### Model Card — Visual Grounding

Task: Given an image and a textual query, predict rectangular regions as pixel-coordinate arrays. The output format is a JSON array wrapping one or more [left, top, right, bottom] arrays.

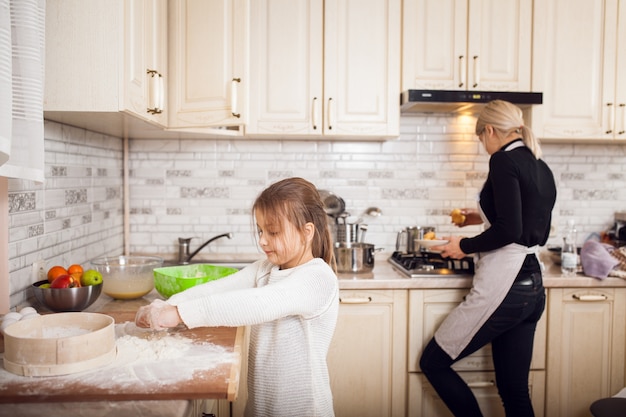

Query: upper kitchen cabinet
[[44, 0, 168, 136], [531, 0, 626, 141], [402, 0, 532, 91], [167, 0, 248, 134], [245, 0, 401, 139]]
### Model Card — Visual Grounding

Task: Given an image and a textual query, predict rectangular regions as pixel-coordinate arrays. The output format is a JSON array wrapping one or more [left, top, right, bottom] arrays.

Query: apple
[[50, 274, 80, 288], [81, 269, 103, 286]]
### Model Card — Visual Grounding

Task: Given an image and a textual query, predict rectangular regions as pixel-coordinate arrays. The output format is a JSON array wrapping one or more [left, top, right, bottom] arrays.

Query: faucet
[[178, 233, 233, 264]]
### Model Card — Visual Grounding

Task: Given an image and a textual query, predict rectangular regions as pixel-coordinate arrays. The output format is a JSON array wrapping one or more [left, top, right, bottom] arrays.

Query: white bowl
[[91, 256, 163, 299]]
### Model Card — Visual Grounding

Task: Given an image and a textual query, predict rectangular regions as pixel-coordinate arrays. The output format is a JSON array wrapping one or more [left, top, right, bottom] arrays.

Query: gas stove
[[388, 251, 475, 278]]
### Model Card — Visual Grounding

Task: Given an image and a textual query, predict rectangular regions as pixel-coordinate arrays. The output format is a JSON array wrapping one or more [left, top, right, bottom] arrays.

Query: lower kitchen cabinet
[[408, 371, 545, 417], [327, 289, 408, 417], [545, 288, 626, 417], [408, 289, 546, 417]]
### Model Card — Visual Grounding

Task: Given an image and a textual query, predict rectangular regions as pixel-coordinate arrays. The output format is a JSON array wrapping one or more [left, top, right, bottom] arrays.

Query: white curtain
[[0, 0, 45, 183]]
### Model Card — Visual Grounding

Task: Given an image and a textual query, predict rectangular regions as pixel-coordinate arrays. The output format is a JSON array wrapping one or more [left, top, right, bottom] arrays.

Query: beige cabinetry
[[44, 0, 168, 133], [545, 288, 626, 417], [407, 289, 546, 417], [167, 0, 248, 133], [327, 290, 407, 417], [402, 0, 532, 92], [246, 0, 400, 139], [532, 0, 626, 141]]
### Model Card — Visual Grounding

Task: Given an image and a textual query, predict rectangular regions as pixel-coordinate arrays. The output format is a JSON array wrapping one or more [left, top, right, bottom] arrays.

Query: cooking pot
[[336, 222, 368, 244], [396, 226, 435, 253], [334, 242, 382, 273]]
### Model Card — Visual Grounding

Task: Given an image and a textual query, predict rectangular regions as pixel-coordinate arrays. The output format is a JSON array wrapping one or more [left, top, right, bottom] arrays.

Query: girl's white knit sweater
[[167, 258, 339, 417]]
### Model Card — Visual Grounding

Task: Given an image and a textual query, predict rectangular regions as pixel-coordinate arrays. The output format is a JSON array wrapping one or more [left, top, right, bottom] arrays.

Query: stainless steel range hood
[[401, 90, 543, 114]]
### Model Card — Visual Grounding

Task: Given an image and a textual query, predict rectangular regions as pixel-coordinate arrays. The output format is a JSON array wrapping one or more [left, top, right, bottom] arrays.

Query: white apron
[[434, 140, 539, 359]]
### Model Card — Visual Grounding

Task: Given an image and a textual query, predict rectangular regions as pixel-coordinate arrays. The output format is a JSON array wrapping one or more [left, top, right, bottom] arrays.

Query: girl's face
[[255, 210, 314, 269]]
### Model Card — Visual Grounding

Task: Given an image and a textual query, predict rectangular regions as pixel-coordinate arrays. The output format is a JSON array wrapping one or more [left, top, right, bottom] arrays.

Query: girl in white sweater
[[135, 177, 339, 417]]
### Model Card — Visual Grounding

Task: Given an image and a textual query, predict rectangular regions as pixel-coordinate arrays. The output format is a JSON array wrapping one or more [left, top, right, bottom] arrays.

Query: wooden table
[[0, 293, 244, 404]]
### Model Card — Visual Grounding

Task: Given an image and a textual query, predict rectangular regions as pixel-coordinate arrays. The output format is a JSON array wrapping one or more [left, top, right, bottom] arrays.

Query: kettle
[[396, 226, 435, 253]]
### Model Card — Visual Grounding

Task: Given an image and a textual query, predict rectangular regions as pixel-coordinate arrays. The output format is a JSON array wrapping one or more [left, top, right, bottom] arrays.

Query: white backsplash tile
[[6, 117, 626, 307]]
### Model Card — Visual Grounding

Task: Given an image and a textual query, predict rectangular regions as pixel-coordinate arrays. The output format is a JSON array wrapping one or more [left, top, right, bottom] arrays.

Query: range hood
[[401, 90, 543, 114]]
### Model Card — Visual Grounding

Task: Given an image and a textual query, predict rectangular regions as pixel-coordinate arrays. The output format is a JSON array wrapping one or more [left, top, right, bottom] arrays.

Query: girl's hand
[[432, 235, 467, 260], [135, 299, 182, 330]]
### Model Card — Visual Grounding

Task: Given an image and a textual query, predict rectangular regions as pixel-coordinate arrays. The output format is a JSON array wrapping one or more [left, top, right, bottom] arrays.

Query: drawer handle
[[572, 294, 608, 301], [339, 297, 372, 304], [467, 380, 495, 388]]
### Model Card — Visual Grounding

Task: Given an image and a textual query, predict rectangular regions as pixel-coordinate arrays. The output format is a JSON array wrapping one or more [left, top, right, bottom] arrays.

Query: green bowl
[[153, 264, 239, 298]]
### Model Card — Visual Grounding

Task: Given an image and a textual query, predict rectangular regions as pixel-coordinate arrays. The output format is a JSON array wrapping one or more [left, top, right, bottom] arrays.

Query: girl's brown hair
[[252, 177, 336, 271]]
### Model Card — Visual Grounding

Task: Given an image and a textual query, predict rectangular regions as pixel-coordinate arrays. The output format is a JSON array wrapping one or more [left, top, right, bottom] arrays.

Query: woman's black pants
[[419, 273, 545, 417]]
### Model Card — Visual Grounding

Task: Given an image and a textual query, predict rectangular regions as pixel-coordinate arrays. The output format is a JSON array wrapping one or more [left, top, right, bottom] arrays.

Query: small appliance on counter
[[612, 212, 626, 247]]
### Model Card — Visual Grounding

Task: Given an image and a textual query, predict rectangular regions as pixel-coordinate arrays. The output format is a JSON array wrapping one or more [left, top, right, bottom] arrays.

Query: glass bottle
[[561, 219, 578, 276]]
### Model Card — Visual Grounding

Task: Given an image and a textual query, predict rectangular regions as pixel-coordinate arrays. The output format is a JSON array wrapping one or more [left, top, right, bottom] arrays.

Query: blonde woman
[[425, 100, 557, 417]]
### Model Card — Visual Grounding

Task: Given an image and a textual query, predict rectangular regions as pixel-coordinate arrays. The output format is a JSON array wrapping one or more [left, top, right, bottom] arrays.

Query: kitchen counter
[[155, 251, 626, 289], [335, 252, 626, 289], [0, 291, 244, 404]]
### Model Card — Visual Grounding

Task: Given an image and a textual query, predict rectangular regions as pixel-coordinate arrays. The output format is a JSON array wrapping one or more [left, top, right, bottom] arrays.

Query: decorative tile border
[[8, 192, 36, 213]]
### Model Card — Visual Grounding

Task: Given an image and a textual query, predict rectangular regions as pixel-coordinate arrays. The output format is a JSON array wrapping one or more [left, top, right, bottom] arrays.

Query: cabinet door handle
[[467, 380, 495, 388], [231, 78, 241, 118], [619, 103, 625, 135], [327, 97, 334, 130], [458, 55, 465, 88], [339, 297, 372, 304], [572, 294, 608, 301], [312, 97, 318, 130], [146, 69, 162, 114], [606, 102, 614, 134], [158, 74, 164, 112], [472, 55, 479, 88]]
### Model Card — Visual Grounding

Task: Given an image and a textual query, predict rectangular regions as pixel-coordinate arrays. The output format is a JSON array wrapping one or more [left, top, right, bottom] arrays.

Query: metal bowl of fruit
[[91, 256, 164, 300], [32, 280, 103, 312]]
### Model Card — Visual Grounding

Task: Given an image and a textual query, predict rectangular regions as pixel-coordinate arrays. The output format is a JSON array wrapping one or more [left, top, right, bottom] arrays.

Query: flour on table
[[42, 326, 91, 338], [0, 321, 237, 391]]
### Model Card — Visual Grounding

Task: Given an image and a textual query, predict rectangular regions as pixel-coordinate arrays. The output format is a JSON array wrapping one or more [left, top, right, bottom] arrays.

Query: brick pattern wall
[[6, 116, 626, 306]]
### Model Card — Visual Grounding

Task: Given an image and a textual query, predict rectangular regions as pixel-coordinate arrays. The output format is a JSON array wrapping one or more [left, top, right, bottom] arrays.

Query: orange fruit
[[68, 264, 84, 279], [47, 266, 69, 283]]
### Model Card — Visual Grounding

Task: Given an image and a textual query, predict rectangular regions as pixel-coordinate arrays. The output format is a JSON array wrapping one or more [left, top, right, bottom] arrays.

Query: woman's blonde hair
[[475, 100, 543, 159], [252, 177, 336, 271]]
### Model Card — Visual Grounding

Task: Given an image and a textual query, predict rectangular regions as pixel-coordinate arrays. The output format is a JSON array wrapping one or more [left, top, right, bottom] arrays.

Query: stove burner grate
[[388, 251, 474, 278]]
